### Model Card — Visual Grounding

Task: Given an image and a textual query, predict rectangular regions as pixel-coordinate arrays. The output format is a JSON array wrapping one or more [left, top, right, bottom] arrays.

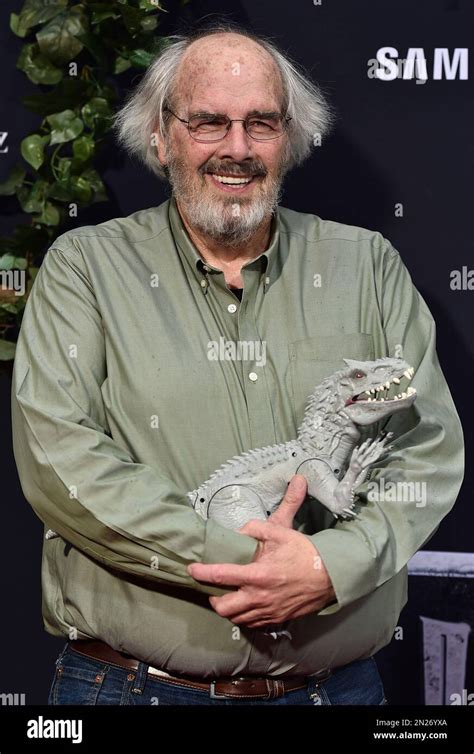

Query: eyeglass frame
[[163, 107, 292, 142]]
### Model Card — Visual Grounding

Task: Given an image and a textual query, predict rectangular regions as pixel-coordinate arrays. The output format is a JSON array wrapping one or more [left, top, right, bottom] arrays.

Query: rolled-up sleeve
[[308, 238, 465, 614], [11, 243, 258, 595]]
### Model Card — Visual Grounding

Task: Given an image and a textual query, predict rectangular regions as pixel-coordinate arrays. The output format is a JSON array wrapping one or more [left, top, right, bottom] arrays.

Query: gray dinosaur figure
[[187, 357, 417, 530], [44, 357, 416, 542]]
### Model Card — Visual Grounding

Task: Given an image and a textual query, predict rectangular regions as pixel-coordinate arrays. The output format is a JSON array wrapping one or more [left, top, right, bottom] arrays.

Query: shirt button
[[227, 303, 237, 314], [200, 279, 207, 288], [249, 372, 258, 382], [265, 276, 270, 285]]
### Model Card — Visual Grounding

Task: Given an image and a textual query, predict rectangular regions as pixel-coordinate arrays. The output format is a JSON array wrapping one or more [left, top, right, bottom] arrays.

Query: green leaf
[[139, 0, 168, 11], [36, 9, 88, 65], [22, 78, 93, 116], [76, 31, 108, 68], [70, 175, 92, 203], [0, 303, 24, 315], [47, 181, 73, 201], [10, 1, 68, 37], [0, 254, 28, 271], [17, 43, 62, 85], [0, 254, 16, 270], [55, 156, 72, 182], [119, 5, 146, 36], [34, 201, 61, 225], [114, 55, 132, 74], [47, 109, 84, 144], [91, 6, 121, 26], [72, 134, 95, 161], [81, 167, 107, 202], [18, 180, 49, 214], [0, 166, 26, 196], [10, 13, 29, 38], [0, 339, 16, 361], [140, 16, 158, 32], [81, 97, 112, 132], [128, 48, 155, 68], [20, 134, 50, 170]]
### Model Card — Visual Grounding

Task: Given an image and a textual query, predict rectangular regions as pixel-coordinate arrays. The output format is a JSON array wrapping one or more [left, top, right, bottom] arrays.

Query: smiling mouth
[[346, 367, 417, 406], [206, 172, 260, 190]]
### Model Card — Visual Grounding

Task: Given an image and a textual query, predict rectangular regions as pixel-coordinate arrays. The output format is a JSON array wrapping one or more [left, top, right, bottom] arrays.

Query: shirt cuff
[[203, 519, 259, 565]]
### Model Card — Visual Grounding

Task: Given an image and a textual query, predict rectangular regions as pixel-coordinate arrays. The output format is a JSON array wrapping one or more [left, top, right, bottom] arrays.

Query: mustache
[[201, 163, 267, 178]]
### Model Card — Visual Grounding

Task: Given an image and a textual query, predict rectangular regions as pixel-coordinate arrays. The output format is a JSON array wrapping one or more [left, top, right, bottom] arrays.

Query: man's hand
[[187, 475, 337, 627]]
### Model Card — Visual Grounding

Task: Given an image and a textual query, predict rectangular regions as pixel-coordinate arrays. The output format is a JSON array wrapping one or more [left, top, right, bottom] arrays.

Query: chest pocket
[[288, 333, 375, 425]]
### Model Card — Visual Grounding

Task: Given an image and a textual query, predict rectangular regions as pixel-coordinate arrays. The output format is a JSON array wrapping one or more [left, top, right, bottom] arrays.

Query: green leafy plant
[[0, 0, 187, 360]]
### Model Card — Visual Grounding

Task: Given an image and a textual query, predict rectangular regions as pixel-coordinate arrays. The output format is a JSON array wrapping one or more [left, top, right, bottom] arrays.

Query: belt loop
[[130, 660, 149, 695]]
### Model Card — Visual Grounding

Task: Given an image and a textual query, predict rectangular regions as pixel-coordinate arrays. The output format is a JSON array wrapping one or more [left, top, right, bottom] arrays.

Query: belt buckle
[[209, 679, 238, 700], [210, 676, 285, 700]]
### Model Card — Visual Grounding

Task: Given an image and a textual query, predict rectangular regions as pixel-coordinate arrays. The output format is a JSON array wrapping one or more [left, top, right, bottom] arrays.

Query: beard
[[163, 142, 290, 247]]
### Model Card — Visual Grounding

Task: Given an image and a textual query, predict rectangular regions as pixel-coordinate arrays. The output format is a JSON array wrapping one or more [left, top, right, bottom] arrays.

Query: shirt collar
[[168, 193, 281, 286]]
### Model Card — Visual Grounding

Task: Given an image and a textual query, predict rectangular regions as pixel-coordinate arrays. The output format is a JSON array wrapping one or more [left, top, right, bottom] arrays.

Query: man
[[11, 22, 464, 706]]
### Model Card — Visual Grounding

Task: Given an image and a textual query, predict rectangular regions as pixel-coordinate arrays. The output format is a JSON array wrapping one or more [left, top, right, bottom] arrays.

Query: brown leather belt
[[68, 639, 332, 700]]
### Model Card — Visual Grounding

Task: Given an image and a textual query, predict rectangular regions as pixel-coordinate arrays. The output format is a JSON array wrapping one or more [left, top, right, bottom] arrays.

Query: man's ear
[[151, 131, 168, 169]]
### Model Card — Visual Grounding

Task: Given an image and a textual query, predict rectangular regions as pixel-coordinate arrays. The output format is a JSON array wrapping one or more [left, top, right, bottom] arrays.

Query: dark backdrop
[[1, 0, 472, 705]]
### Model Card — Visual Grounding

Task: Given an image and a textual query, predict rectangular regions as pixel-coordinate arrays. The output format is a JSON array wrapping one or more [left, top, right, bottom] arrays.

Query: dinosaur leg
[[331, 433, 394, 517], [303, 462, 351, 519]]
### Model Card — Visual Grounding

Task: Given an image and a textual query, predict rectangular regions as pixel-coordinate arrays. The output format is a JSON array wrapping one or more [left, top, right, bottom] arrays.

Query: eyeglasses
[[163, 107, 292, 142]]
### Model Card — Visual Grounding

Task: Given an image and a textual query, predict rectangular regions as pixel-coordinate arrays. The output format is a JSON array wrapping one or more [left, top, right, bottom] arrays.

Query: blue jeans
[[48, 642, 388, 705]]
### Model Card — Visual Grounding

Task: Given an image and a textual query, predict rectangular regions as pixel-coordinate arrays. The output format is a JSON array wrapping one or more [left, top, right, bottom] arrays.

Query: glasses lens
[[246, 116, 283, 140], [187, 114, 286, 141], [188, 115, 229, 141]]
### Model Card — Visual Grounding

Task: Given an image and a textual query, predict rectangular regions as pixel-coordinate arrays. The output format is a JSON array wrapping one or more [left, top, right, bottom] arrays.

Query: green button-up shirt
[[11, 194, 464, 676]]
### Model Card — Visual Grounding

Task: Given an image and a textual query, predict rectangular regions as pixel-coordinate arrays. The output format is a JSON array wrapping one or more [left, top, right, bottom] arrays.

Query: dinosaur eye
[[352, 370, 366, 379]]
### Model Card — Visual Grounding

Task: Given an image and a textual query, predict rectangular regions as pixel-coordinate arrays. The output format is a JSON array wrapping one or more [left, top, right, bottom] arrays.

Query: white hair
[[112, 20, 336, 180]]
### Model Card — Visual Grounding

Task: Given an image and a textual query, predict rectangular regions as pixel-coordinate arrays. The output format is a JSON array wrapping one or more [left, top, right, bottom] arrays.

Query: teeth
[[213, 174, 252, 185], [357, 375, 417, 404]]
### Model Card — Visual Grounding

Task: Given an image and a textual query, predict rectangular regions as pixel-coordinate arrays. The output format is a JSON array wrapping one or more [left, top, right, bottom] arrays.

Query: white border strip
[[408, 551, 474, 578]]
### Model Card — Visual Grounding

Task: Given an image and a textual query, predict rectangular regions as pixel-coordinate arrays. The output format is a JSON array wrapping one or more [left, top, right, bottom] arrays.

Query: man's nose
[[213, 121, 254, 162]]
